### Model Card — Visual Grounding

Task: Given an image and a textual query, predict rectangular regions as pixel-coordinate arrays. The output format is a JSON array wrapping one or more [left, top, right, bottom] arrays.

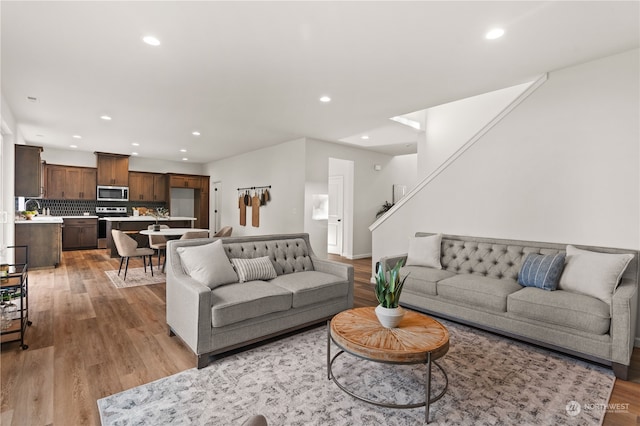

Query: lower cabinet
[[63, 218, 98, 250], [15, 223, 62, 268]]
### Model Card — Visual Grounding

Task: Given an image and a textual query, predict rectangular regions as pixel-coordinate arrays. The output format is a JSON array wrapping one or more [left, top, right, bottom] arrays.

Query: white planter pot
[[374, 305, 405, 328]]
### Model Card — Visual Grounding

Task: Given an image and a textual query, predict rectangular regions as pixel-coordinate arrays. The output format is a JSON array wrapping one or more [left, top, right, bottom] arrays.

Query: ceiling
[[2, 1, 638, 163]]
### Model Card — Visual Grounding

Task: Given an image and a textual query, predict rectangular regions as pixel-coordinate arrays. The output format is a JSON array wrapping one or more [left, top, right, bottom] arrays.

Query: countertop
[[15, 217, 64, 224], [102, 216, 196, 222], [15, 215, 99, 224]]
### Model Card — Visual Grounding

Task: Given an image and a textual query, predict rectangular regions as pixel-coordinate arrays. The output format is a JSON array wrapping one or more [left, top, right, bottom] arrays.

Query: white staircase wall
[[372, 48, 639, 267], [419, 82, 533, 179]]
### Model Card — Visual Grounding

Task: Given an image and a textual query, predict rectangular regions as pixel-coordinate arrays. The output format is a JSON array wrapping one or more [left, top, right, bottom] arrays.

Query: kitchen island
[[15, 217, 63, 268], [104, 216, 197, 258]]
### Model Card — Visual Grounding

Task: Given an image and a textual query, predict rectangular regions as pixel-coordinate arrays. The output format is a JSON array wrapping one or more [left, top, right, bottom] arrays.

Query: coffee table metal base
[[327, 322, 448, 423]]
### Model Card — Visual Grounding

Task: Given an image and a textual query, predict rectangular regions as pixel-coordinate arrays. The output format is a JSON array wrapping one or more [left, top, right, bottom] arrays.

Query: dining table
[[138, 228, 210, 237]]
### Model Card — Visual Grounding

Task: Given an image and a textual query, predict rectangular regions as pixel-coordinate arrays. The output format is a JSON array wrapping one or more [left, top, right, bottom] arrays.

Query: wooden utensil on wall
[[252, 193, 260, 227], [239, 194, 246, 226]]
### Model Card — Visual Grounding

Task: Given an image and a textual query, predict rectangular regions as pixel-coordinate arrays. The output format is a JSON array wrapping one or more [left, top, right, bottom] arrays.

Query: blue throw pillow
[[518, 253, 566, 291]]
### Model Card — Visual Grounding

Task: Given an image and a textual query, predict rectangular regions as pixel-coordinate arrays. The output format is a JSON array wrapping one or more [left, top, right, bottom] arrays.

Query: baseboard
[[344, 253, 372, 260]]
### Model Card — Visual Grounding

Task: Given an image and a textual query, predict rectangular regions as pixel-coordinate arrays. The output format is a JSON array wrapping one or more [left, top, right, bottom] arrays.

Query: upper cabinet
[[96, 153, 129, 186], [44, 164, 97, 200], [15, 145, 43, 197], [129, 171, 167, 202], [169, 174, 202, 189]]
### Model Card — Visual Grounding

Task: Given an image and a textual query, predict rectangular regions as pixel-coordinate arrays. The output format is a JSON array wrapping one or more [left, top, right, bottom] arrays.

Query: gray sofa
[[166, 233, 354, 368], [381, 232, 639, 379]]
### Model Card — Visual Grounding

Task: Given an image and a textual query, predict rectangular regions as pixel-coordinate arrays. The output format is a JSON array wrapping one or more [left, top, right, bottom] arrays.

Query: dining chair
[[213, 226, 233, 237], [147, 224, 169, 272], [111, 229, 155, 280], [180, 230, 210, 240]]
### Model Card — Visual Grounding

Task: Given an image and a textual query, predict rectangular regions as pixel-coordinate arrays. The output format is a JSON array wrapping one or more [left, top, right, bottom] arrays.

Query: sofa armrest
[[166, 250, 212, 355], [610, 277, 638, 366], [379, 253, 408, 270], [312, 257, 354, 308]]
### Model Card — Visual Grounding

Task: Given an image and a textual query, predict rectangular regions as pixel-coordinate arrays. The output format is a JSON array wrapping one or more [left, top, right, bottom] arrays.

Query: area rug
[[97, 320, 614, 425], [104, 267, 165, 289]]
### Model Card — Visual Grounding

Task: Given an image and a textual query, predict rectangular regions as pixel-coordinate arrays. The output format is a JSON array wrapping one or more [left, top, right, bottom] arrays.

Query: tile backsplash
[[15, 199, 166, 216]]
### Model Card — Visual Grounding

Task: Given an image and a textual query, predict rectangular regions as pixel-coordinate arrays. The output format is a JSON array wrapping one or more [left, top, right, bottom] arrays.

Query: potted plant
[[374, 259, 409, 328], [150, 207, 169, 231]]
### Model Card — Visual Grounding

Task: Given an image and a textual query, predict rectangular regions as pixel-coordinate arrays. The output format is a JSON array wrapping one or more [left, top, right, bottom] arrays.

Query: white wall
[[419, 82, 532, 179], [304, 138, 418, 257], [0, 94, 22, 260], [41, 146, 204, 174], [205, 137, 418, 257], [205, 139, 307, 238], [372, 49, 640, 340]]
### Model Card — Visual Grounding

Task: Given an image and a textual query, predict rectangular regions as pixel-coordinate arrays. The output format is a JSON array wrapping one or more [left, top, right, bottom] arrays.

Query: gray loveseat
[[166, 233, 354, 368], [381, 232, 638, 379]]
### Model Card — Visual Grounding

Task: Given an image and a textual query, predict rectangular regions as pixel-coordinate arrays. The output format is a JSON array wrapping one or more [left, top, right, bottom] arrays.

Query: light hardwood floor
[[1, 249, 638, 425]]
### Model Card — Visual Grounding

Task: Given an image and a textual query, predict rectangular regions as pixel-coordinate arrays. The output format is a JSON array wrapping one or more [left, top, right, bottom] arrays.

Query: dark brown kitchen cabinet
[[169, 174, 202, 189], [129, 172, 167, 202], [129, 171, 154, 201], [197, 177, 210, 229], [15, 145, 43, 197], [96, 153, 129, 186], [44, 165, 96, 200], [62, 218, 98, 250], [153, 174, 167, 201], [15, 222, 61, 268]]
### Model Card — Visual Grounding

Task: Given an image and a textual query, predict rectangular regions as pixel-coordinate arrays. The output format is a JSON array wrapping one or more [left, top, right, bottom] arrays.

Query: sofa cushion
[[269, 271, 348, 308], [508, 287, 611, 335], [406, 234, 442, 269], [231, 256, 278, 282], [176, 240, 238, 289], [558, 245, 633, 304], [400, 266, 456, 296], [437, 274, 522, 312], [210, 281, 292, 327], [518, 252, 566, 291], [223, 238, 314, 275]]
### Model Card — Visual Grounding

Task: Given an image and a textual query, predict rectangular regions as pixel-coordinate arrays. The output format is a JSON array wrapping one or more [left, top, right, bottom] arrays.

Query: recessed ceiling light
[[143, 36, 161, 46], [485, 28, 505, 40], [361, 135, 369, 140], [132, 142, 140, 146], [319, 96, 331, 103], [100, 115, 112, 121], [180, 149, 187, 153], [132, 152, 139, 156], [192, 131, 201, 136], [70, 145, 78, 148], [72, 135, 82, 139], [182, 157, 189, 161]]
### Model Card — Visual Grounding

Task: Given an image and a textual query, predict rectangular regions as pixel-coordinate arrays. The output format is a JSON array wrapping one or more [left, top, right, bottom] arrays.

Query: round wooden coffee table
[[327, 307, 449, 423]]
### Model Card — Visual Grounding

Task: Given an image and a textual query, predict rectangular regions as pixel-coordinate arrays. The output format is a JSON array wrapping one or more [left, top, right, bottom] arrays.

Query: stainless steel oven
[[96, 206, 127, 248]]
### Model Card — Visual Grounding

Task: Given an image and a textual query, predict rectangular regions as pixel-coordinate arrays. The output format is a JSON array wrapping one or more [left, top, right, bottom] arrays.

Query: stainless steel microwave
[[97, 185, 129, 201]]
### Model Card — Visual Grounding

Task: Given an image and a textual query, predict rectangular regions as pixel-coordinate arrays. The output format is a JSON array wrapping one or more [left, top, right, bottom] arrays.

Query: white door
[[327, 175, 343, 255], [213, 182, 221, 233]]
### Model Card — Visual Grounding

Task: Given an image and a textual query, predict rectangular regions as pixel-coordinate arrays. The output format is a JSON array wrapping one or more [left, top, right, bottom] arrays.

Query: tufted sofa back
[[222, 238, 314, 275], [416, 232, 638, 283]]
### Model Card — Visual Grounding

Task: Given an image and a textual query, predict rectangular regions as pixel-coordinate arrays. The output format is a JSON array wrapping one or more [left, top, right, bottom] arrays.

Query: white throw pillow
[[176, 240, 238, 289], [558, 245, 633, 304], [231, 256, 278, 283], [405, 234, 443, 269]]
